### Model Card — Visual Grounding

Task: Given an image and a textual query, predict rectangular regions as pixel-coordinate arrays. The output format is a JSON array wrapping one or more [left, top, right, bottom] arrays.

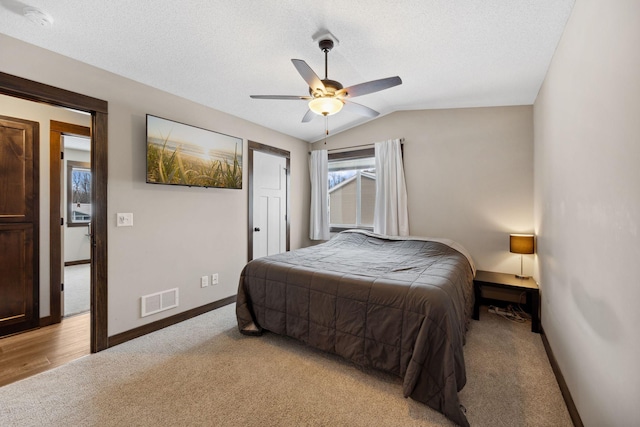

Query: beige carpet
[[64, 264, 90, 317], [0, 304, 571, 426]]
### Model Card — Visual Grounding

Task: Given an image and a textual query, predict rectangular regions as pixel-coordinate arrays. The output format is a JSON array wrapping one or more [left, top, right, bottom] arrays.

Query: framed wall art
[[146, 114, 243, 189]]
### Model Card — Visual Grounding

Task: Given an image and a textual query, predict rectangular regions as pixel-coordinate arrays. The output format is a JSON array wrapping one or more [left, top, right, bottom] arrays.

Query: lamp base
[[514, 254, 530, 280]]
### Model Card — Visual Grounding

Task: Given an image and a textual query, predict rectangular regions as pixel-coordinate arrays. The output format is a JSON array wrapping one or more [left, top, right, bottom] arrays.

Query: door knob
[[254, 227, 261, 232]]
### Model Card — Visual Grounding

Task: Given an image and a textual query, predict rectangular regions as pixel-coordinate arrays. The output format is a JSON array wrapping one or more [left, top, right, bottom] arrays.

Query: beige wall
[[533, 0, 640, 424], [314, 106, 534, 273], [361, 177, 375, 225], [329, 180, 356, 225], [0, 34, 311, 336]]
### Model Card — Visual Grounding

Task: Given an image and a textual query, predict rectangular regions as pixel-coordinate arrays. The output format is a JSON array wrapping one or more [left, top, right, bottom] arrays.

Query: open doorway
[[0, 71, 109, 353], [50, 121, 92, 323], [62, 133, 91, 318]]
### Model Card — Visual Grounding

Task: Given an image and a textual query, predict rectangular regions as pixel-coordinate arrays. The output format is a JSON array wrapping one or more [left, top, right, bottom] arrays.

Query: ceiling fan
[[250, 37, 402, 123]]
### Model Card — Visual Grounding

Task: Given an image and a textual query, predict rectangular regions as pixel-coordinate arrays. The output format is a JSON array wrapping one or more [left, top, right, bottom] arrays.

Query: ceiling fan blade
[[337, 76, 402, 98], [301, 109, 316, 123], [250, 95, 312, 100], [291, 59, 325, 93], [342, 100, 380, 118]]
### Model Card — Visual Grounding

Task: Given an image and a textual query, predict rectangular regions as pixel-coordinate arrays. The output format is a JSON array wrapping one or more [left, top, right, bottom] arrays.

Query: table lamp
[[510, 234, 535, 279]]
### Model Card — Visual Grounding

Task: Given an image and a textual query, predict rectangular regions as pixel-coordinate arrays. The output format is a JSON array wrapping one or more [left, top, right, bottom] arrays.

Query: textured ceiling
[[0, 1, 575, 142]]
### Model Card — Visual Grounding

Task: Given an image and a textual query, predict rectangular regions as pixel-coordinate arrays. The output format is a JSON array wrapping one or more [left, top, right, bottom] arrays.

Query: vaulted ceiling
[[0, 1, 575, 142]]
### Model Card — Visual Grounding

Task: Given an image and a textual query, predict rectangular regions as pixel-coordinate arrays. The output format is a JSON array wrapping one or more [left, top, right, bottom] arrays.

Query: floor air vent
[[141, 288, 179, 317]]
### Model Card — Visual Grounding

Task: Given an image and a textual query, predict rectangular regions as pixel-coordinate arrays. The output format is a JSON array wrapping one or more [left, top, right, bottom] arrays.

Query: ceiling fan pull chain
[[325, 115, 329, 140]]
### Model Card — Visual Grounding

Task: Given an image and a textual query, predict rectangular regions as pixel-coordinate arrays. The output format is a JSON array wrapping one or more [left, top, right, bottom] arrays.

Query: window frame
[[328, 147, 375, 233], [66, 160, 92, 227]]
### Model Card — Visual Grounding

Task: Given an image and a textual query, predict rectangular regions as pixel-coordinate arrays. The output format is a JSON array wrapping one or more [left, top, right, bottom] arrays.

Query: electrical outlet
[[211, 273, 219, 285], [201, 275, 209, 288]]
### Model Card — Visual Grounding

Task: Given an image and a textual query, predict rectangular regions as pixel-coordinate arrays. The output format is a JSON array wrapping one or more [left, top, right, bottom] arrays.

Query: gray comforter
[[236, 230, 475, 426]]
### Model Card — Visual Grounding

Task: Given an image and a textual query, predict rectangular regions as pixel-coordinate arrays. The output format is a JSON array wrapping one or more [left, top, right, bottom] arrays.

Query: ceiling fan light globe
[[309, 97, 343, 116]]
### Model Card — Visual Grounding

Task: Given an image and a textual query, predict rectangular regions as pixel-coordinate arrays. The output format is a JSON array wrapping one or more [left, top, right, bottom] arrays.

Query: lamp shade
[[510, 234, 535, 254], [308, 97, 343, 116]]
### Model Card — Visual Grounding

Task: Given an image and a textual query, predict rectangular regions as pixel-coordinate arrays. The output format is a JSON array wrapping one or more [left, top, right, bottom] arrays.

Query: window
[[328, 148, 375, 231], [67, 161, 91, 226]]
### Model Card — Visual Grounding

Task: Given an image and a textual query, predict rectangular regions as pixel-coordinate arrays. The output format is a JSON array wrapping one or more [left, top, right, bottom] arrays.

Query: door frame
[[50, 121, 91, 323], [0, 71, 109, 353], [247, 140, 290, 261]]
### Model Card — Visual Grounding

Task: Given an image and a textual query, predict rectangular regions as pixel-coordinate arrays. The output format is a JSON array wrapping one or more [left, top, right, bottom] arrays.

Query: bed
[[236, 230, 476, 426]]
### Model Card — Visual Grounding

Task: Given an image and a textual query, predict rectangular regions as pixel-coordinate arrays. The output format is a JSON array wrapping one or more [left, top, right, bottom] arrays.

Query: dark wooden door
[[0, 115, 39, 337]]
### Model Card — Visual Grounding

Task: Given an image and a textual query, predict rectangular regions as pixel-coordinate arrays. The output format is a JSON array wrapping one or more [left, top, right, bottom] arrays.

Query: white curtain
[[309, 149, 329, 240], [374, 139, 409, 236]]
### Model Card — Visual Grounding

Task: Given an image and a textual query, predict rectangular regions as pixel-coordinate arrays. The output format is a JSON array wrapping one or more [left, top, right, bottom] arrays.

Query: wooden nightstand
[[473, 270, 540, 333]]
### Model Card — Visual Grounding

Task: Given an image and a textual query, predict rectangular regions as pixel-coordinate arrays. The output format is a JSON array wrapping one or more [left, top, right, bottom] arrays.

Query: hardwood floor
[[0, 313, 90, 387]]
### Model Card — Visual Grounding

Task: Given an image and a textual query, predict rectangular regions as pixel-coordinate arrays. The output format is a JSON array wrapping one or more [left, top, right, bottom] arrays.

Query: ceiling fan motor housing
[[309, 79, 343, 97]]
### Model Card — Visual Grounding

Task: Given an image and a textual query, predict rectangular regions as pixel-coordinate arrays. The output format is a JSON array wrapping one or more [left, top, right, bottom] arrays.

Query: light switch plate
[[117, 213, 133, 227]]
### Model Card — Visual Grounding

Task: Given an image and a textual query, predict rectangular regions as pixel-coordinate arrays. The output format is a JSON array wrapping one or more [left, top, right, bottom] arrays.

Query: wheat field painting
[[146, 115, 243, 189]]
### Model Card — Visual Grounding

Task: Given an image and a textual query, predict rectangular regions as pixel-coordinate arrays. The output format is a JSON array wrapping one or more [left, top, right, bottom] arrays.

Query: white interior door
[[252, 150, 287, 259]]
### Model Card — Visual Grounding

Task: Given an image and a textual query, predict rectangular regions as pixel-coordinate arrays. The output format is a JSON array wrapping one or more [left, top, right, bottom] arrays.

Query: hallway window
[[67, 161, 91, 225]]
